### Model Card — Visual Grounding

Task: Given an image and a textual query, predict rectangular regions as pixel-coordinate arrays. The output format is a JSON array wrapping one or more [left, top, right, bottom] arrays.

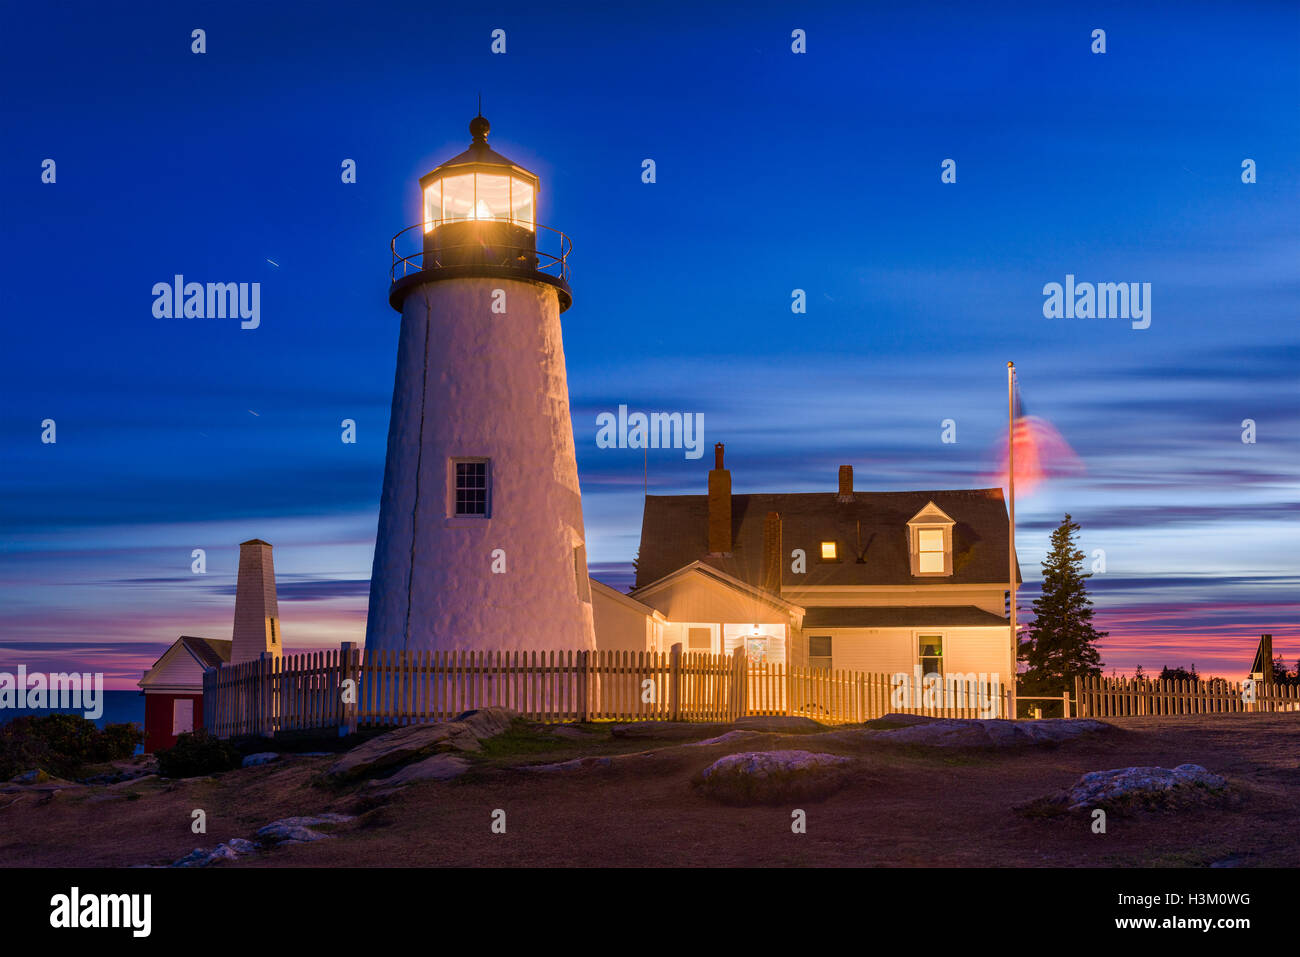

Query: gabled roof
[[139, 635, 231, 690], [631, 561, 805, 616], [590, 578, 667, 620], [907, 501, 955, 525], [1249, 634, 1273, 677], [180, 635, 232, 669], [635, 488, 1021, 590]]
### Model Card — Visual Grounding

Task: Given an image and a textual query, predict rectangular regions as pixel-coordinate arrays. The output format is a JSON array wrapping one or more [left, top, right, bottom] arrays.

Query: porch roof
[[802, 606, 1010, 629]]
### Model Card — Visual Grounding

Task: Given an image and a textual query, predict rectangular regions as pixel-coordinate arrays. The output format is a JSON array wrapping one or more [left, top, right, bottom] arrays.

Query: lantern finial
[[470, 112, 490, 144]]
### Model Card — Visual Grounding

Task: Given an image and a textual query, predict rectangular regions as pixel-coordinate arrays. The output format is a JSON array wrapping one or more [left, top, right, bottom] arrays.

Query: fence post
[[203, 663, 217, 737], [576, 650, 589, 723], [1007, 676, 1017, 720], [339, 642, 358, 737], [262, 652, 278, 738], [668, 643, 682, 722], [732, 647, 748, 721]]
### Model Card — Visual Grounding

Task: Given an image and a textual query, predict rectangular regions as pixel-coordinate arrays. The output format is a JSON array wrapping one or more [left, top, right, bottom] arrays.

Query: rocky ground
[[2, 710, 1299, 867]]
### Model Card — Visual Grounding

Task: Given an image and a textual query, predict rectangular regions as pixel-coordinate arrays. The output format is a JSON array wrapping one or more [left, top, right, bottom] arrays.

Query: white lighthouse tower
[[366, 115, 596, 653]]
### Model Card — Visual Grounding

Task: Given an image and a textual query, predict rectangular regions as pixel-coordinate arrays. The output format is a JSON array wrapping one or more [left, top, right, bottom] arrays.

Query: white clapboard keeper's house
[[591, 444, 1020, 683]]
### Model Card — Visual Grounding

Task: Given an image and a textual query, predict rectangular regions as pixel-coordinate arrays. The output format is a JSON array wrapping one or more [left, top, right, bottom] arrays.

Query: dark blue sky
[[2, 1, 1297, 686]]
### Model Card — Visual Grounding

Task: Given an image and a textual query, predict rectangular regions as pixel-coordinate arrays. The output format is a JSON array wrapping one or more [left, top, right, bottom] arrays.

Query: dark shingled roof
[[803, 606, 1011, 629], [635, 488, 1020, 591], [179, 635, 232, 669]]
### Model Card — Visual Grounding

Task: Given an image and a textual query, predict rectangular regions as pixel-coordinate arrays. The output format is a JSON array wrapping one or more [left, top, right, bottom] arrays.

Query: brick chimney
[[232, 539, 282, 665], [837, 464, 854, 502], [707, 442, 732, 555], [762, 511, 782, 595]]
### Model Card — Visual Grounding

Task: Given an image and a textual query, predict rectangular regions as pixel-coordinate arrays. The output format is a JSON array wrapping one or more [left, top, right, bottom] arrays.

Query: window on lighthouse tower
[[452, 459, 491, 517]]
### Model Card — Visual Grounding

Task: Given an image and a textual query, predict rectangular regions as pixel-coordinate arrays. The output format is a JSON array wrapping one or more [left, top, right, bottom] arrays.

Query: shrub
[[0, 729, 50, 782], [97, 722, 144, 762], [155, 730, 241, 778], [0, 714, 143, 781]]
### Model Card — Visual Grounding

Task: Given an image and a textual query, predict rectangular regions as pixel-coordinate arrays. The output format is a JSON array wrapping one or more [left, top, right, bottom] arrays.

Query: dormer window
[[907, 502, 955, 577], [820, 541, 838, 561]]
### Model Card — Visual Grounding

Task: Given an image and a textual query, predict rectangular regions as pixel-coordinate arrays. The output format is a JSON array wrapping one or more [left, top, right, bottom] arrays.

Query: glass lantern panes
[[440, 173, 475, 223], [423, 181, 442, 232], [475, 174, 510, 221], [425, 173, 537, 232], [509, 177, 534, 230]]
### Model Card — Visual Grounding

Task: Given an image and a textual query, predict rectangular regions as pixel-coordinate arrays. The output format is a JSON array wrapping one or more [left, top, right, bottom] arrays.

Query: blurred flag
[[995, 373, 1081, 494]]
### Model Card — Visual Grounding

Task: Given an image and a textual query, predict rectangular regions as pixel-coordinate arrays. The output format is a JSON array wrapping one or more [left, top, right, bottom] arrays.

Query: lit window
[[919, 635, 943, 677], [452, 459, 490, 516], [820, 541, 838, 561], [917, 528, 945, 573], [808, 635, 832, 671], [687, 627, 711, 652]]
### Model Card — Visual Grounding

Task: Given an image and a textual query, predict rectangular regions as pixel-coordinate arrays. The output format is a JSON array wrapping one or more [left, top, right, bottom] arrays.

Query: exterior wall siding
[[636, 572, 791, 625], [591, 586, 654, 652], [142, 647, 207, 692], [143, 692, 204, 754], [800, 626, 1011, 679]]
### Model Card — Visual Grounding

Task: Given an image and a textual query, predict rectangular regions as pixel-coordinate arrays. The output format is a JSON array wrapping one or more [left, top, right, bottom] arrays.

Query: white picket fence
[[202, 644, 1010, 739], [1075, 674, 1300, 716]]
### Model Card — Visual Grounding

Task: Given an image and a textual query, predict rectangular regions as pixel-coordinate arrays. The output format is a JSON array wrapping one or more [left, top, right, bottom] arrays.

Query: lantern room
[[420, 115, 537, 233], [417, 114, 539, 271], [390, 113, 572, 312]]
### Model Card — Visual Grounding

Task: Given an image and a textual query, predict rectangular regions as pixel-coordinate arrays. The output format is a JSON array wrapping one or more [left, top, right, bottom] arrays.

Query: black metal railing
[[389, 220, 571, 284]]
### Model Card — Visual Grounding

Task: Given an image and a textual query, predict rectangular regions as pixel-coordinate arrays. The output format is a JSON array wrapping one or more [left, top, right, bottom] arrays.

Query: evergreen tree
[[1019, 514, 1105, 699], [1270, 654, 1299, 687]]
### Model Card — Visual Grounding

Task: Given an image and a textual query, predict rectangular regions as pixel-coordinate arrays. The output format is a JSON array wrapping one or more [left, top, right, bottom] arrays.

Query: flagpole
[[1007, 361, 1017, 719]]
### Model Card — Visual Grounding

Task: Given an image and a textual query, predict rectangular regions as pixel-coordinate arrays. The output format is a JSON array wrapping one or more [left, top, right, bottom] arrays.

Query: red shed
[[138, 636, 231, 753]]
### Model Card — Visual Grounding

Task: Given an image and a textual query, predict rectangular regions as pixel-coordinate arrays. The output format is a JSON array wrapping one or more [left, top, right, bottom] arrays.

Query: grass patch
[[467, 720, 654, 772], [475, 720, 569, 758]]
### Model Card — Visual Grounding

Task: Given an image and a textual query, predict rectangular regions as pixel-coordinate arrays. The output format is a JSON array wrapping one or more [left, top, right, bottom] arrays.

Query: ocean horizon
[[0, 689, 144, 729]]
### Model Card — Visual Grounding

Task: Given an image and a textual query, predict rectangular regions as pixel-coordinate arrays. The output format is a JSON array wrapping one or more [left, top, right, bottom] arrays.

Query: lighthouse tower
[[366, 115, 596, 653], [231, 538, 282, 665]]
